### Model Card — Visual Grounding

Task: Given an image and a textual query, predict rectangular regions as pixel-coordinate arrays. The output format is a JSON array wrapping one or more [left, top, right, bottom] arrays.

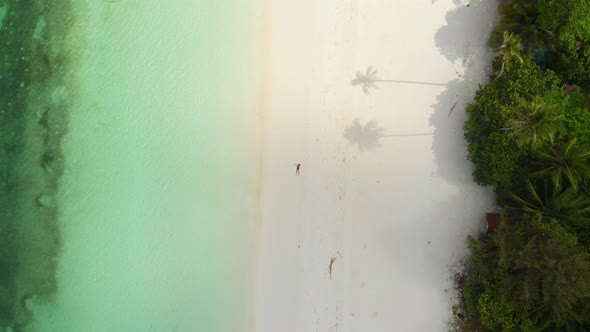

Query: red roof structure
[[486, 213, 502, 234]]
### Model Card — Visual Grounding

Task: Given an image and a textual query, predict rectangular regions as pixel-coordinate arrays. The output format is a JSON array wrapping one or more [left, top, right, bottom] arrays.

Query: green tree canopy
[[494, 215, 590, 329], [460, 1, 590, 330], [490, 0, 552, 51], [508, 179, 590, 224], [494, 31, 525, 78], [531, 138, 590, 191], [464, 58, 564, 193], [506, 96, 563, 149], [538, 0, 590, 86]]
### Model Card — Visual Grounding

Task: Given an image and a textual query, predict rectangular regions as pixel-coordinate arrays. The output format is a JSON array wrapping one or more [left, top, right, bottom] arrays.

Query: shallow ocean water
[[1, 1, 263, 331]]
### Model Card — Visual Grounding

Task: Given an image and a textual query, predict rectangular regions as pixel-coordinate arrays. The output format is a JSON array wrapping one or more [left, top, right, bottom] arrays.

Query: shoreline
[[251, 1, 272, 330], [0, 0, 74, 328]]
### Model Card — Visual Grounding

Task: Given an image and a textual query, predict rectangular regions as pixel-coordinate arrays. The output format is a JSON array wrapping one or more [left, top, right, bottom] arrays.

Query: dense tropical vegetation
[[455, 0, 590, 330]]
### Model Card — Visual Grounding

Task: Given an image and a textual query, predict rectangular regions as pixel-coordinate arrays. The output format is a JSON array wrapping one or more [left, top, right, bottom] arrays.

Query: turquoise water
[[1, 1, 263, 331]]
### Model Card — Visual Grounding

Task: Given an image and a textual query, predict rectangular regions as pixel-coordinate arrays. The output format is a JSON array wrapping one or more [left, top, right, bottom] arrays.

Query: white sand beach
[[256, 1, 497, 331]]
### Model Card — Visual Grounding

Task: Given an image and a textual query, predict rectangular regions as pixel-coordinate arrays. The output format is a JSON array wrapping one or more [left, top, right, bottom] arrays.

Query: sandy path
[[256, 1, 497, 331]]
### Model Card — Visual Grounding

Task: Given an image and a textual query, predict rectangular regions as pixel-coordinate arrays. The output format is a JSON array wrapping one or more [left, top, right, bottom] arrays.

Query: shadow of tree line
[[341, 0, 498, 185], [431, 0, 498, 184]]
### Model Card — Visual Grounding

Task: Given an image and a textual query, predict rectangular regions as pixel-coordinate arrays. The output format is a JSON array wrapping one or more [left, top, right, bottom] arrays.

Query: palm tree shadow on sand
[[351, 66, 447, 95], [344, 119, 433, 151]]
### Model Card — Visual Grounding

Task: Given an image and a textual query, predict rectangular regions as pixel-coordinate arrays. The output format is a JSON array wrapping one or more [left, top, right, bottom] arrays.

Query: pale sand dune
[[256, 1, 498, 331]]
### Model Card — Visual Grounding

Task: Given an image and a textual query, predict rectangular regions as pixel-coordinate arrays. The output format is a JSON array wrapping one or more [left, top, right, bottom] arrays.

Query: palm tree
[[505, 96, 563, 149], [531, 138, 590, 191], [490, 0, 553, 51], [494, 214, 590, 329], [508, 179, 590, 223], [494, 31, 524, 78]]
